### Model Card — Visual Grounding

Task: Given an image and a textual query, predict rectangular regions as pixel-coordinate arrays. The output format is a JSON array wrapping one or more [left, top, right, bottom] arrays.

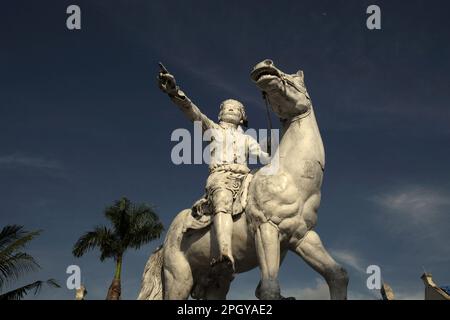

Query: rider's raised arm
[[170, 90, 217, 131], [158, 70, 217, 130]]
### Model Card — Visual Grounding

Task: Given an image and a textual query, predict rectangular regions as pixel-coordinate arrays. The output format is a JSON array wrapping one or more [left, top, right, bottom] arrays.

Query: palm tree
[[0, 225, 60, 300], [72, 197, 164, 300]]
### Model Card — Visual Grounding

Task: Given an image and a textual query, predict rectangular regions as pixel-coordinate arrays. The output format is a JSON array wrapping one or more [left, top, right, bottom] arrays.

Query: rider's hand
[[157, 72, 178, 97]]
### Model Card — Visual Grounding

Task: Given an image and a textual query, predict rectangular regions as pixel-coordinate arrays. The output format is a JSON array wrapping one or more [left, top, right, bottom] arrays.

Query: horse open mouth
[[251, 67, 281, 83]]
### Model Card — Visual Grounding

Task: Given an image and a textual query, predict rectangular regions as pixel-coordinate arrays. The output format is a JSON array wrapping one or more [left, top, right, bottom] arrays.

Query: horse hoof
[[258, 279, 281, 300]]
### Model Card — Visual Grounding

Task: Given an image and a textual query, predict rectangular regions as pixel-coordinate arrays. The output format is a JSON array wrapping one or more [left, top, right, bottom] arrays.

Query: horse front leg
[[290, 230, 349, 300], [255, 221, 282, 300], [255, 249, 295, 300]]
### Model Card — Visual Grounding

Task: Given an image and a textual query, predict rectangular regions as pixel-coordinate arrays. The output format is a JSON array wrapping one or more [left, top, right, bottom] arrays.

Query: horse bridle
[[261, 72, 312, 130]]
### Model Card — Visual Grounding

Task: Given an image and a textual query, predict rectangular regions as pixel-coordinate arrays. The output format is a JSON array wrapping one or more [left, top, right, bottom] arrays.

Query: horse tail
[[137, 245, 164, 300], [138, 208, 192, 300]]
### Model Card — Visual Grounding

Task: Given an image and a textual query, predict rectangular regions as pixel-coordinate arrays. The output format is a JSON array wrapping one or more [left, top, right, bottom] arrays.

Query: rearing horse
[[138, 60, 349, 300]]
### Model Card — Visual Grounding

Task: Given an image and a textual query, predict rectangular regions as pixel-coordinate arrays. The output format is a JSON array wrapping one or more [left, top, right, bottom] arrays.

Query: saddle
[[181, 172, 254, 233]]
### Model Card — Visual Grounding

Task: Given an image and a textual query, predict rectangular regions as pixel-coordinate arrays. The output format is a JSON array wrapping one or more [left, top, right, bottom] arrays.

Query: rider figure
[[158, 68, 270, 273]]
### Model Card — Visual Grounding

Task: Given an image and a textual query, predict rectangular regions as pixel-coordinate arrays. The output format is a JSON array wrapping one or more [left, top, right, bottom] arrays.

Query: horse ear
[[296, 70, 304, 79]]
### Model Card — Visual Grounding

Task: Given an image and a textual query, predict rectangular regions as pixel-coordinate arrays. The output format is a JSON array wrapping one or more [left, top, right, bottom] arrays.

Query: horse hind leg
[[163, 248, 193, 299], [290, 230, 349, 300]]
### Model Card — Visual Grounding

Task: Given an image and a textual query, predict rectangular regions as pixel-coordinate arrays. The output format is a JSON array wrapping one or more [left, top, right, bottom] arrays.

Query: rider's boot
[[211, 211, 235, 275]]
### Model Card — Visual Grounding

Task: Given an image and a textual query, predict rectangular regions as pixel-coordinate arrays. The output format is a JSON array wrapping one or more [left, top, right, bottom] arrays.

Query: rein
[[262, 92, 273, 155], [261, 74, 312, 134], [290, 106, 312, 123]]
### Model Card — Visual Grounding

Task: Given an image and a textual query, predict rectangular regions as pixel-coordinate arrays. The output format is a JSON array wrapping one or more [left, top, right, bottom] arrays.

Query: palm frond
[[0, 279, 60, 300], [127, 223, 164, 249], [0, 225, 25, 248], [131, 204, 160, 224], [0, 252, 40, 290], [0, 225, 43, 291], [99, 235, 121, 262], [124, 204, 164, 249], [72, 226, 116, 258], [104, 197, 131, 224], [105, 197, 132, 240], [0, 227, 41, 259], [74, 198, 164, 269], [104, 206, 123, 228]]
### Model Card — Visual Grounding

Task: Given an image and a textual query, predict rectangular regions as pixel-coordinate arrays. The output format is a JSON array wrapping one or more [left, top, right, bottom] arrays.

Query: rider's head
[[218, 99, 248, 127]]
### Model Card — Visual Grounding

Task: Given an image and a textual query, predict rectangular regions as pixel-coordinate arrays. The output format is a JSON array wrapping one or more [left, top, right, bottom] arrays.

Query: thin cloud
[[284, 278, 330, 300], [331, 249, 366, 273], [229, 278, 331, 300], [228, 271, 336, 300], [0, 154, 67, 180], [173, 58, 264, 107], [371, 185, 450, 255], [0, 154, 63, 171], [371, 186, 450, 228], [329, 249, 382, 299], [395, 290, 423, 300], [285, 278, 377, 300]]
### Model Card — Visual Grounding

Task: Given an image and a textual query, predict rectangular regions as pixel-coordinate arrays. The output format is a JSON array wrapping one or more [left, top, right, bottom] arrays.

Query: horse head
[[251, 59, 311, 120]]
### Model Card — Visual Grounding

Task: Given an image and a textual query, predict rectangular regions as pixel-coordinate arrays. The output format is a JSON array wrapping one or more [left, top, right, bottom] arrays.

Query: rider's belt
[[209, 163, 250, 175]]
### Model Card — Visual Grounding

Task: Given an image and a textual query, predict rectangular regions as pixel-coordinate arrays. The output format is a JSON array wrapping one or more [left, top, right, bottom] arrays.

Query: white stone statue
[[138, 60, 348, 300], [75, 285, 87, 300]]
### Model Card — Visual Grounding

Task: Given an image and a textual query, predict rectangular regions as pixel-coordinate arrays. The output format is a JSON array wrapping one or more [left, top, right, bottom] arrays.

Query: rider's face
[[220, 103, 242, 125]]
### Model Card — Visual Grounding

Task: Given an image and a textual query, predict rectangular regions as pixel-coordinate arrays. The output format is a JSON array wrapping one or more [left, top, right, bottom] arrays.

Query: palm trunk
[[106, 254, 122, 300]]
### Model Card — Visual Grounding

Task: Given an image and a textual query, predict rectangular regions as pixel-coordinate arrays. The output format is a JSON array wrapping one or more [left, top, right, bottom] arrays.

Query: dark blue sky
[[1, 0, 449, 299]]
